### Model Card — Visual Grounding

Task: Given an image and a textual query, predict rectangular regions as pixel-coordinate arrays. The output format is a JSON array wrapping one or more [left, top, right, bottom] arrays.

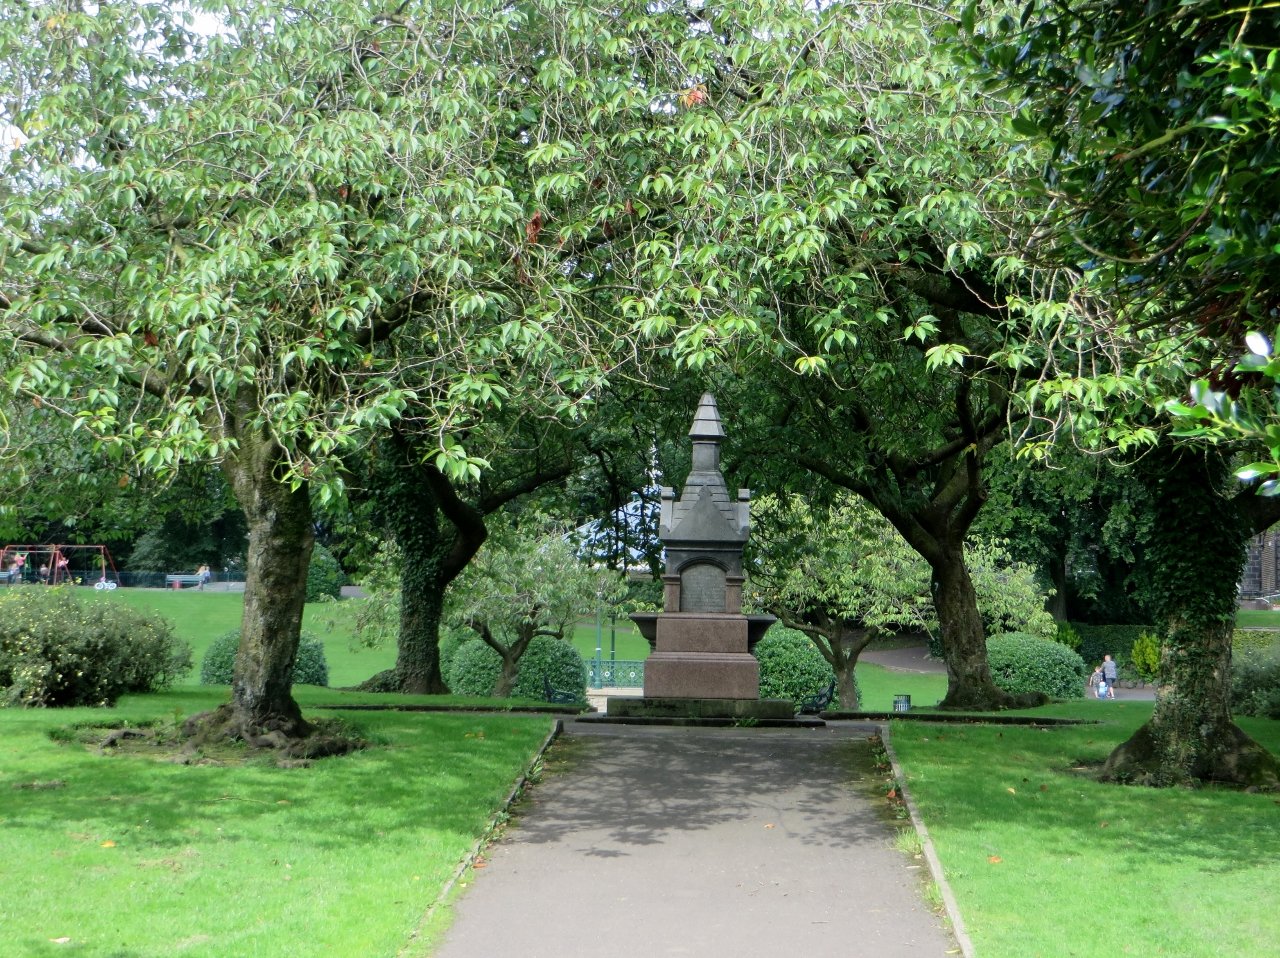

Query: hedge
[[987, 632, 1087, 700]]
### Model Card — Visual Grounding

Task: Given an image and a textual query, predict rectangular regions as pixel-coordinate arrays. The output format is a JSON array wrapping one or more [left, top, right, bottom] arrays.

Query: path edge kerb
[[879, 723, 977, 958], [398, 717, 565, 958]]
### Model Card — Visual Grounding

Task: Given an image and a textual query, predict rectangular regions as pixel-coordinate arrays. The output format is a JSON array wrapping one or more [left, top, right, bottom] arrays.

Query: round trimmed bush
[[753, 627, 842, 709], [0, 587, 192, 707], [510, 636, 587, 706], [438, 625, 471, 689], [448, 636, 588, 705], [200, 629, 329, 686], [986, 632, 1086, 700], [447, 639, 502, 696], [306, 545, 345, 602]]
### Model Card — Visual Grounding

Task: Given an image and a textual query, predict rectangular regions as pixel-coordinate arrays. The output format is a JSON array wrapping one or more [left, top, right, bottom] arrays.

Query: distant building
[[1240, 527, 1280, 599]]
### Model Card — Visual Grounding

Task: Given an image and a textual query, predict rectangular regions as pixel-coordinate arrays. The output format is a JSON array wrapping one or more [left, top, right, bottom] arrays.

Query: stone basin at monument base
[[629, 612, 777, 653]]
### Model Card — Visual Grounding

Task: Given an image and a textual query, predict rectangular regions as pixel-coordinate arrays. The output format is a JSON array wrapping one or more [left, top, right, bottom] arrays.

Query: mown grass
[[100, 590, 397, 687], [0, 687, 556, 958], [1235, 608, 1280, 629], [889, 702, 1280, 958], [101, 589, 654, 687]]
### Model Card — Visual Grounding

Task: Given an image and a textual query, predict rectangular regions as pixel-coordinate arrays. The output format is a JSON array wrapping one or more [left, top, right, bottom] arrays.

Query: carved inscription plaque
[[679, 562, 726, 613]]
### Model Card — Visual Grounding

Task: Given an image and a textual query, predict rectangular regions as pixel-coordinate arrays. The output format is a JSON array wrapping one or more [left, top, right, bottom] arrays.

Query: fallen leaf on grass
[[988, 856, 1002, 864], [49, 938, 72, 945], [1006, 787, 1016, 795], [100, 840, 116, 848]]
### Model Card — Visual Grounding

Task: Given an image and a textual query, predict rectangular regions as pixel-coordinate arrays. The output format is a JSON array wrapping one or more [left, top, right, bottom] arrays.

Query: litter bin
[[893, 694, 911, 712]]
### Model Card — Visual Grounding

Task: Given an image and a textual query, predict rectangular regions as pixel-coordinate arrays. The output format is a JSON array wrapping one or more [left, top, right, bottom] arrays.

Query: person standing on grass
[[1103, 654, 1118, 699]]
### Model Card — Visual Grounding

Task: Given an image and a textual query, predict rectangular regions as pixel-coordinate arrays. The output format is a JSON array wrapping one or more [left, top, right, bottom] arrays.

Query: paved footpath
[[433, 721, 957, 958]]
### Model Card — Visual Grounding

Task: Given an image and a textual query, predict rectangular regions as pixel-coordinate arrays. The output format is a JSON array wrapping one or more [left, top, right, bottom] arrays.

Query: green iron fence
[[587, 659, 646, 688]]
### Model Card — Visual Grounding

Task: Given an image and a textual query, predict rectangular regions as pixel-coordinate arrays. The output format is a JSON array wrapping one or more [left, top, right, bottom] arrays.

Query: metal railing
[[587, 659, 646, 689]]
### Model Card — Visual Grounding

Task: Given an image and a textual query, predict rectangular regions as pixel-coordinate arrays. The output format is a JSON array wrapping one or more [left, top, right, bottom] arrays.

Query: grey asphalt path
[[432, 721, 957, 958]]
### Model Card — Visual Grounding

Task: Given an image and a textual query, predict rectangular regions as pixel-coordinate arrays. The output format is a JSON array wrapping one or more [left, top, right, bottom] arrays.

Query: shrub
[[1234, 629, 1280, 656], [511, 637, 587, 705], [200, 629, 329, 686], [1232, 648, 1280, 719], [306, 545, 345, 602], [447, 639, 502, 696], [438, 625, 470, 688], [0, 587, 192, 707], [753, 627, 841, 710], [1129, 631, 1162, 681], [986, 632, 1087, 700], [447, 636, 587, 704], [1055, 621, 1082, 651], [1071, 623, 1152, 665]]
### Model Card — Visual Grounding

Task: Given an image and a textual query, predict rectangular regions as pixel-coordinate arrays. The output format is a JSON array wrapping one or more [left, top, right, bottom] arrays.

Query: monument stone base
[[603, 697, 796, 720]]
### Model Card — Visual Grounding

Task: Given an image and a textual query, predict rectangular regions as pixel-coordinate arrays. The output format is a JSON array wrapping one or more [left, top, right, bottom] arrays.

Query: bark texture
[[1104, 447, 1280, 789], [218, 428, 313, 738], [183, 412, 359, 756], [931, 543, 1034, 710]]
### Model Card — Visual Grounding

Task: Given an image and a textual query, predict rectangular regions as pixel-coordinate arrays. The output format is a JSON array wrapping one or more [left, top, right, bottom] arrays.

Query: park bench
[[165, 574, 205, 589], [798, 679, 836, 715], [542, 675, 579, 706]]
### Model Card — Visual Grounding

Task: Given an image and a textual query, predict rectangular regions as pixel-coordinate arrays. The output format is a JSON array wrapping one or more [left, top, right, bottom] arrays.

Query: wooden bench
[[165, 574, 204, 589], [799, 679, 836, 715], [543, 675, 579, 705]]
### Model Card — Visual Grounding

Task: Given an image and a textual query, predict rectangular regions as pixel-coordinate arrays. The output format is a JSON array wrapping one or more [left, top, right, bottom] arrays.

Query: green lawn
[[100, 589, 397, 687], [890, 703, 1280, 958], [0, 688, 554, 958], [1235, 608, 1280, 629]]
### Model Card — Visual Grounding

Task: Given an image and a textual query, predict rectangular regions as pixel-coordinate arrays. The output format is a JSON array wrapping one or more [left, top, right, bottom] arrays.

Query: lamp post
[[594, 590, 604, 690]]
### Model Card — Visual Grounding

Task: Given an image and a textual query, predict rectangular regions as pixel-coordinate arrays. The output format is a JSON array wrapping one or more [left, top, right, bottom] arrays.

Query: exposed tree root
[[182, 704, 364, 761], [938, 687, 1047, 711], [1103, 721, 1280, 791], [351, 668, 449, 695]]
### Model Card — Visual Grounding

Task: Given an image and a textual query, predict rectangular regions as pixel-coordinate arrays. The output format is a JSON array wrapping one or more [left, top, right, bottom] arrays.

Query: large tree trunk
[[388, 481, 451, 695], [1104, 448, 1279, 788], [832, 627, 869, 709], [360, 435, 491, 694], [932, 542, 1026, 710], [185, 427, 356, 756], [228, 447, 312, 736]]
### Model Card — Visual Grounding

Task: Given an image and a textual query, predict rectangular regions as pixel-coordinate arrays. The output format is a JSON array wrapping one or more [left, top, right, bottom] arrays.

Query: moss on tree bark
[[1103, 447, 1280, 789]]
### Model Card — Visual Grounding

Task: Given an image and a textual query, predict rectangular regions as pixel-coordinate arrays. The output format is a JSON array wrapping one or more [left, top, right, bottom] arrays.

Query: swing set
[[0, 544, 122, 589]]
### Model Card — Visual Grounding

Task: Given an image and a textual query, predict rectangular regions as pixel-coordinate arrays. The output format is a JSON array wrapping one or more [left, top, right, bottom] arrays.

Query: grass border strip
[[880, 723, 976, 958], [397, 717, 565, 958]]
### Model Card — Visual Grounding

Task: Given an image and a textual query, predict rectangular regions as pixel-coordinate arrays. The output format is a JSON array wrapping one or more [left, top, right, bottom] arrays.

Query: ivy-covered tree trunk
[[1104, 448, 1279, 788], [386, 480, 452, 695], [931, 541, 1023, 710]]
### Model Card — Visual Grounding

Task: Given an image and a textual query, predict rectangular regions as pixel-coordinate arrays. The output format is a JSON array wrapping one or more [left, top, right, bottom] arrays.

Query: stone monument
[[609, 393, 788, 720]]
